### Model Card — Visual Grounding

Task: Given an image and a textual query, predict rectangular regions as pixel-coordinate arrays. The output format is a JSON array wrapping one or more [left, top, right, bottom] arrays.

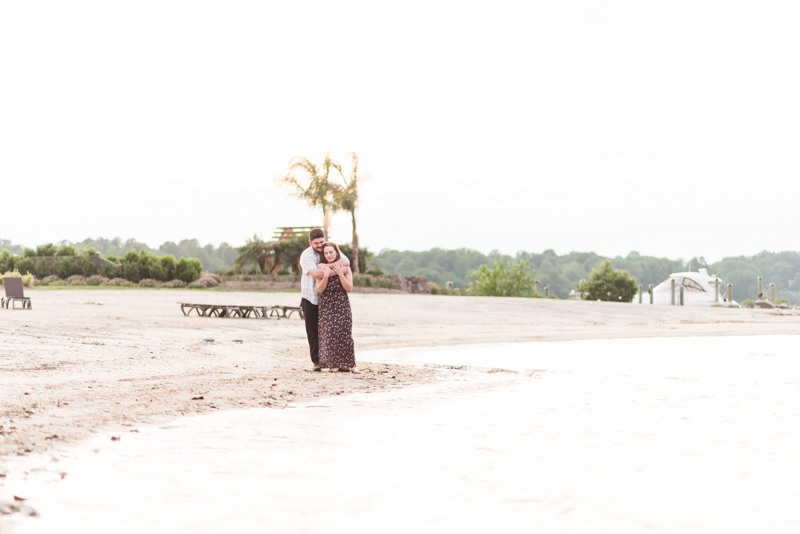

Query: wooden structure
[[178, 302, 304, 319], [272, 226, 325, 242], [2, 277, 32, 309]]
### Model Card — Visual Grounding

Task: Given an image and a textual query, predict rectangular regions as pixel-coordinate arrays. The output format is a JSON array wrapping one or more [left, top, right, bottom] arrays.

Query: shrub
[[103, 277, 135, 287], [37, 275, 64, 286], [122, 262, 141, 283], [57, 256, 81, 279], [352, 274, 372, 287], [138, 278, 158, 287], [741, 298, 754, 308], [36, 243, 58, 256], [57, 245, 76, 256], [86, 275, 107, 286], [175, 258, 203, 283], [160, 279, 187, 288], [23, 248, 36, 258], [104, 255, 120, 264], [775, 297, 789, 305], [100, 262, 119, 278], [579, 260, 638, 302], [187, 280, 206, 289], [82, 247, 98, 256], [190, 275, 219, 288], [15, 257, 34, 275], [2, 270, 34, 287], [66, 275, 87, 285], [366, 268, 384, 275], [159, 256, 176, 281], [0, 250, 15, 273], [81, 259, 99, 277], [148, 262, 167, 282], [34, 258, 53, 279], [469, 259, 539, 297]]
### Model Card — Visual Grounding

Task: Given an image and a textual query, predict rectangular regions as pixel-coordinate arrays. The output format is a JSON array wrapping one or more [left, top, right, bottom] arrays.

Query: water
[[4, 335, 800, 533]]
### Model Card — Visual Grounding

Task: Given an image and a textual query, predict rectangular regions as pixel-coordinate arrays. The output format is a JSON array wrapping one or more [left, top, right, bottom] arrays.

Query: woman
[[316, 242, 359, 373]]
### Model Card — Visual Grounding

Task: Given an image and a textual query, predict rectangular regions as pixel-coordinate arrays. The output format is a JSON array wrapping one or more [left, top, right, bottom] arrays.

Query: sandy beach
[[1, 288, 800, 463]]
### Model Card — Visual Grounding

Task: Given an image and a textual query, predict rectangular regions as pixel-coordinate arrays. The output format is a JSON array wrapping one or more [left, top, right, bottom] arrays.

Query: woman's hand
[[321, 266, 331, 277], [333, 263, 344, 277]]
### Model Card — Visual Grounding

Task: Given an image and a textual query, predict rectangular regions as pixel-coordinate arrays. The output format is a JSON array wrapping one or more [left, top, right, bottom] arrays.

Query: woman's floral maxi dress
[[318, 273, 356, 369]]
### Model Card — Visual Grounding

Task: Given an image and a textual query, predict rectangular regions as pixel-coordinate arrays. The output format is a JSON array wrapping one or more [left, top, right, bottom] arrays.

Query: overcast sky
[[1, 1, 798, 261]]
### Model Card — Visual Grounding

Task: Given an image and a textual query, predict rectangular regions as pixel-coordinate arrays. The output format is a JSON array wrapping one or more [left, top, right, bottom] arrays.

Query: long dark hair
[[319, 242, 341, 264]]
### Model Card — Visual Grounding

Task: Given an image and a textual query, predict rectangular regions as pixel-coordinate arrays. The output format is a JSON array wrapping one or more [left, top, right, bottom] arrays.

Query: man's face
[[310, 237, 325, 252]]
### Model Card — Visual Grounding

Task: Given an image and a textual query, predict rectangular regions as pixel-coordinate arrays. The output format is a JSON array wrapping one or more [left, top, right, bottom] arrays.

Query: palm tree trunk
[[350, 211, 359, 274]]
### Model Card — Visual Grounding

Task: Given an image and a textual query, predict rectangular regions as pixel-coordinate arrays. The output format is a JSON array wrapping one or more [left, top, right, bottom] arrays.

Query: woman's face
[[323, 246, 338, 263]]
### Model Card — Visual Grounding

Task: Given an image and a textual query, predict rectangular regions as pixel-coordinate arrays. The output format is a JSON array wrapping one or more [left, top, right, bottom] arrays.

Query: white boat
[[638, 268, 739, 307]]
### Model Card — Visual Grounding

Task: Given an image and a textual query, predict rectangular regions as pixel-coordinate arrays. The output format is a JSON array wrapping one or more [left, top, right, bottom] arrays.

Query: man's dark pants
[[301, 298, 319, 365]]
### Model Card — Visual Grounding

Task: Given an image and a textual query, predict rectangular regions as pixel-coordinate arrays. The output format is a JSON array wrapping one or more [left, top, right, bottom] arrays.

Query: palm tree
[[274, 153, 342, 237], [235, 235, 275, 273], [335, 152, 366, 273]]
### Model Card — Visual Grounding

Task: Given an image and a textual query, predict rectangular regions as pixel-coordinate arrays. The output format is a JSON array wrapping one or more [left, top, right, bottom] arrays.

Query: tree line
[[375, 248, 800, 304]]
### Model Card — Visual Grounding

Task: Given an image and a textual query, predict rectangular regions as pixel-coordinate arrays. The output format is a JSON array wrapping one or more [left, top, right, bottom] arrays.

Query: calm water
[[4, 336, 800, 533]]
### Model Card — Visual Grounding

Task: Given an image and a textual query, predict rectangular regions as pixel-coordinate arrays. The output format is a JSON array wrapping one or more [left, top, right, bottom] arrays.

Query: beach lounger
[[2, 277, 32, 310], [178, 303, 287, 319]]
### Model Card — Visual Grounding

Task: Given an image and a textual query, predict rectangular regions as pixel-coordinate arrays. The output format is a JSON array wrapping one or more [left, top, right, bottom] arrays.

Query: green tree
[[334, 152, 366, 273], [235, 235, 275, 273], [469, 259, 539, 297], [0, 250, 15, 272], [579, 259, 638, 302], [57, 256, 81, 279], [274, 152, 342, 237]]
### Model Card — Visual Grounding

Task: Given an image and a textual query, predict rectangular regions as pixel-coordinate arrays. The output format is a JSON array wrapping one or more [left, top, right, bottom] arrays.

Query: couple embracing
[[299, 228, 360, 374]]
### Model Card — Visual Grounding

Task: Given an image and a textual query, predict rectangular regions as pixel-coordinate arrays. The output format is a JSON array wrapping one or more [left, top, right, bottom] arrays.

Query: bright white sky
[[1, 1, 798, 261]]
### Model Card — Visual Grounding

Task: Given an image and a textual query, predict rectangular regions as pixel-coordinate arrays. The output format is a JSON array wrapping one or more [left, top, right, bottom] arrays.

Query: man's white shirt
[[299, 246, 348, 305]]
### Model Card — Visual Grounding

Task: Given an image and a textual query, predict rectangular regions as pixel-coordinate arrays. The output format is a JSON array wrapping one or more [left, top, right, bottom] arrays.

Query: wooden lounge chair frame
[[2, 277, 32, 310], [178, 303, 302, 319]]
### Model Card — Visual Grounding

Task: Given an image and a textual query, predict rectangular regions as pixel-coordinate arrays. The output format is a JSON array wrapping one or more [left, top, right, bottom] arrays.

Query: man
[[299, 228, 350, 371]]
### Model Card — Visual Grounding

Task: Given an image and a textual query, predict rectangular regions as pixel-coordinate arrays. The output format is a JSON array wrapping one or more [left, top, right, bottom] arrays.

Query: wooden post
[[770, 282, 775, 302], [714, 278, 719, 302], [679, 285, 684, 306], [638, 284, 643, 303], [727, 283, 733, 304], [544, 285, 549, 297], [671, 279, 676, 305], [535, 279, 540, 293], [758, 276, 763, 298], [649, 284, 654, 304]]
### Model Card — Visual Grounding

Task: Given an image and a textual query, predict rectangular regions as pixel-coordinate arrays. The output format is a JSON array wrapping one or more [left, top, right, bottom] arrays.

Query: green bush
[[104, 255, 120, 264], [36, 243, 58, 256], [161, 279, 187, 288], [99, 262, 119, 278], [34, 258, 53, 279], [82, 247, 98, 256], [15, 257, 34, 275], [138, 278, 158, 287], [775, 297, 789, 305], [741, 298, 754, 308], [2, 270, 34, 287], [469, 259, 539, 297], [81, 259, 99, 277], [159, 256, 176, 281], [103, 277, 136, 287], [57, 245, 76, 256], [23, 248, 36, 258], [66, 275, 86, 285], [579, 259, 638, 302], [37, 275, 63, 286], [86, 275, 106, 286], [122, 262, 141, 283], [0, 250, 14, 272], [174, 258, 203, 283], [57, 256, 81, 279]]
